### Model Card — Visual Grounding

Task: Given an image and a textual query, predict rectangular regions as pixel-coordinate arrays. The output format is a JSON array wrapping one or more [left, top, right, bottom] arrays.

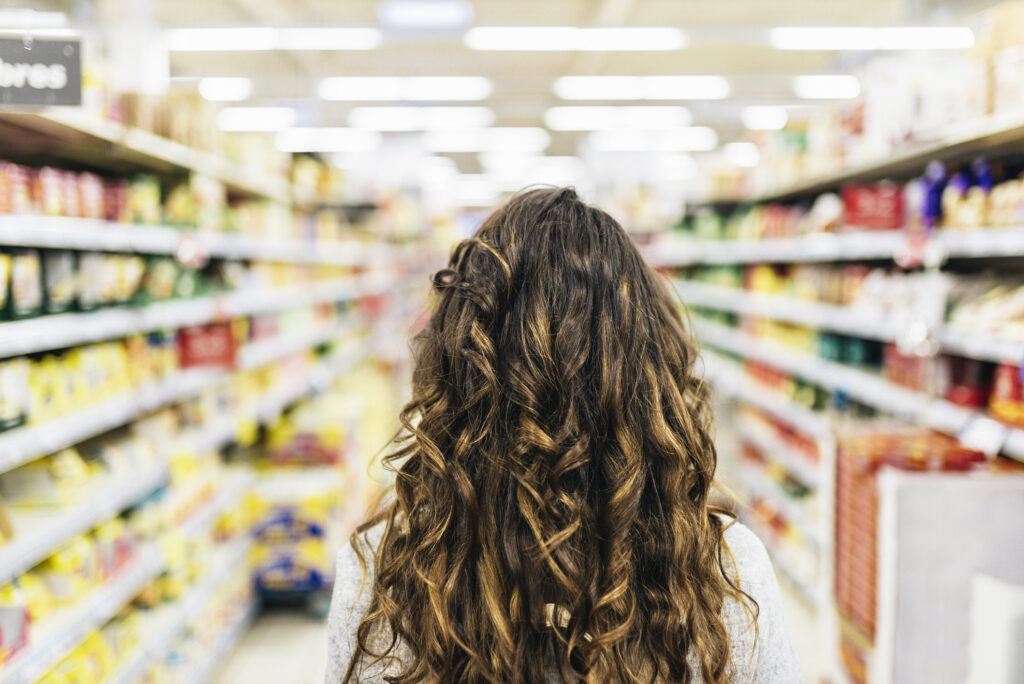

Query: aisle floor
[[214, 584, 820, 684]]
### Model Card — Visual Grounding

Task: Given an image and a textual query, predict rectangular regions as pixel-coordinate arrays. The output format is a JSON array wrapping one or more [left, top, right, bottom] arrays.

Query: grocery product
[[8, 249, 42, 319]]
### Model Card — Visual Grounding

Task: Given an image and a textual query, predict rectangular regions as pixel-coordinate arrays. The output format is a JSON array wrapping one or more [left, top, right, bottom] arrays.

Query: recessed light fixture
[[198, 77, 253, 102], [0, 9, 67, 28], [723, 142, 760, 167], [554, 76, 729, 100], [588, 127, 718, 152], [319, 77, 492, 101], [741, 106, 788, 131], [465, 27, 686, 51], [423, 127, 551, 153], [217, 107, 296, 132], [377, 0, 474, 29], [793, 75, 861, 99], [275, 128, 382, 152], [771, 26, 973, 51], [167, 27, 381, 52], [348, 106, 495, 130], [544, 106, 692, 130]]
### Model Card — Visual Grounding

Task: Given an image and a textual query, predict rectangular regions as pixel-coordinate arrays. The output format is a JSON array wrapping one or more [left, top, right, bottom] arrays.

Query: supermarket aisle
[[213, 608, 329, 684], [214, 582, 821, 684]]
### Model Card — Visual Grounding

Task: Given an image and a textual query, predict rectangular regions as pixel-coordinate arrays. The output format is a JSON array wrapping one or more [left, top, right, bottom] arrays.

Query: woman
[[326, 188, 802, 683]]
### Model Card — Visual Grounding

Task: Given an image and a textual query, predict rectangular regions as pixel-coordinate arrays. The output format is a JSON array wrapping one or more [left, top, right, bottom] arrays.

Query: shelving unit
[[100, 537, 253, 684], [0, 471, 254, 684], [716, 112, 1024, 204], [648, 226, 1024, 267], [676, 280, 1023, 365], [0, 110, 290, 202], [695, 317, 1024, 461], [0, 216, 393, 267]]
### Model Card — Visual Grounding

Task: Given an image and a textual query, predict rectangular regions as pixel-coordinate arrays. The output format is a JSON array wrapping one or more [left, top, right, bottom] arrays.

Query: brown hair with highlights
[[344, 187, 754, 683]]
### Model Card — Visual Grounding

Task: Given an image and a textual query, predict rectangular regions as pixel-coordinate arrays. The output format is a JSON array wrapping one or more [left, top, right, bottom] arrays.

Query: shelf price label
[[0, 37, 81, 106], [959, 416, 1009, 458]]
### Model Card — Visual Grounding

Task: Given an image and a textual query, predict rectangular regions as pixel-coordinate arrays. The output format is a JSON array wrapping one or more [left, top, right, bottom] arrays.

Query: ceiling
[[20, 0, 1005, 198]]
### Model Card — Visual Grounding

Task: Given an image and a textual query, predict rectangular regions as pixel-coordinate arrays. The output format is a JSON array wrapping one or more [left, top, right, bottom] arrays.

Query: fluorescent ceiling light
[[167, 27, 278, 51], [378, 0, 474, 29], [588, 127, 718, 152], [319, 76, 491, 101], [424, 127, 550, 153], [275, 127, 381, 152], [723, 142, 760, 167], [465, 27, 686, 51], [217, 107, 296, 132], [277, 28, 381, 50], [167, 27, 380, 51], [742, 106, 788, 130], [348, 106, 495, 130], [554, 75, 729, 100], [480, 154, 584, 174], [544, 106, 692, 130], [198, 77, 252, 102], [0, 10, 66, 28], [771, 26, 973, 51], [794, 75, 861, 99]]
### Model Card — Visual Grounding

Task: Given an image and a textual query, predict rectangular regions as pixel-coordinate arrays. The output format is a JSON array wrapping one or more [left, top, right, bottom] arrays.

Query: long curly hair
[[344, 187, 753, 683]]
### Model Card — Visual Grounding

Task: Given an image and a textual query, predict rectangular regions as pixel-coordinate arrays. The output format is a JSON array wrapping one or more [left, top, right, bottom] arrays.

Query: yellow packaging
[[39, 536, 98, 604], [17, 571, 55, 621]]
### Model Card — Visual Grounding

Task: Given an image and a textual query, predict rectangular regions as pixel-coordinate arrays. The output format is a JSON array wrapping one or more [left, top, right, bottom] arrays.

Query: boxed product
[[841, 184, 905, 230]]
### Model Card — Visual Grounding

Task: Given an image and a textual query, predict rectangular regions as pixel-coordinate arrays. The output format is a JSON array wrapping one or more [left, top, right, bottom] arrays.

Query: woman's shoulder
[[721, 518, 775, 585]]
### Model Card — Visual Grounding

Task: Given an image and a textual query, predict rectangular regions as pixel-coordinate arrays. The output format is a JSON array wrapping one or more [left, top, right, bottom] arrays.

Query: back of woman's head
[[347, 187, 748, 683]]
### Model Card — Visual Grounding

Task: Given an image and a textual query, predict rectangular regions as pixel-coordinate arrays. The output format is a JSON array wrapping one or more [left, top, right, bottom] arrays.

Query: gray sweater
[[325, 521, 803, 683]]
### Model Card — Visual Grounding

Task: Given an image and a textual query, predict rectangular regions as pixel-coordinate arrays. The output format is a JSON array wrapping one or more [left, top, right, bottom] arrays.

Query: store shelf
[[0, 215, 388, 266], [737, 419, 821, 489], [186, 599, 258, 684], [649, 227, 1024, 267], [702, 350, 832, 441], [0, 110, 290, 203], [727, 112, 1024, 204], [739, 513, 818, 608], [101, 537, 253, 684], [0, 317, 364, 475], [0, 463, 168, 585], [0, 474, 252, 684], [0, 273, 384, 360], [677, 280, 1024, 365], [736, 465, 820, 549], [0, 547, 164, 684], [695, 318, 1024, 461]]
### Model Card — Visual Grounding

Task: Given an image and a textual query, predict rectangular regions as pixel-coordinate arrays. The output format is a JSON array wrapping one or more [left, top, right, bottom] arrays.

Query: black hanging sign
[[0, 37, 81, 106]]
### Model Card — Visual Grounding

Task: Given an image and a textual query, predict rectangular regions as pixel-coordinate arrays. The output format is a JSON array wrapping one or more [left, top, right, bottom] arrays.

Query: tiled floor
[[213, 606, 329, 684], [214, 588, 820, 684]]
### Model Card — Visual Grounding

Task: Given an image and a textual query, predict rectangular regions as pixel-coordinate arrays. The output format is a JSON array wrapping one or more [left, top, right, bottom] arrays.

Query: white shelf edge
[[0, 215, 395, 266], [0, 274, 383, 360], [0, 317, 361, 475], [702, 349, 832, 441], [735, 460, 821, 548], [676, 280, 1023, 365], [0, 547, 164, 684], [696, 318, 1024, 462], [0, 463, 169, 585], [649, 227, 1024, 267], [186, 598, 258, 684], [101, 537, 254, 684], [737, 420, 821, 489]]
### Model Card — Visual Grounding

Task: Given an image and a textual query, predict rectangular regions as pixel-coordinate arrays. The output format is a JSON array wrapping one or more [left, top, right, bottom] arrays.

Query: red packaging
[[60, 170, 81, 218], [79, 173, 105, 220], [103, 179, 131, 223], [842, 184, 905, 230], [178, 323, 238, 369], [34, 167, 63, 217], [945, 357, 993, 408]]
